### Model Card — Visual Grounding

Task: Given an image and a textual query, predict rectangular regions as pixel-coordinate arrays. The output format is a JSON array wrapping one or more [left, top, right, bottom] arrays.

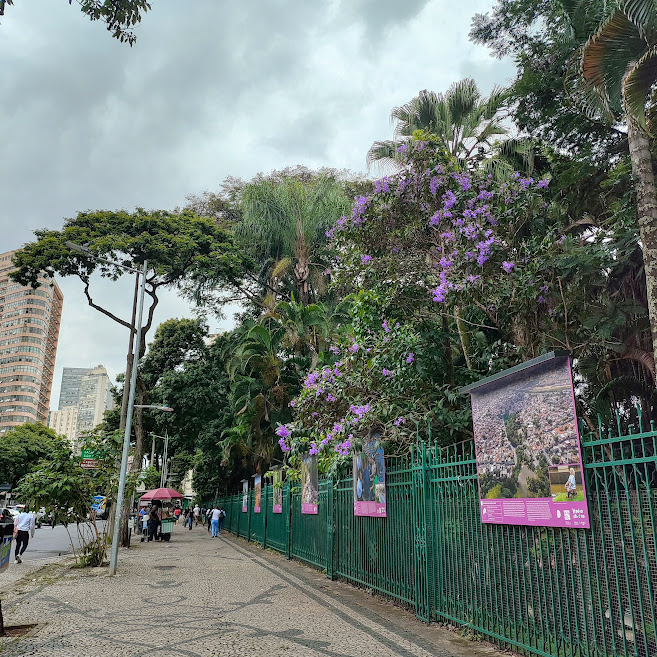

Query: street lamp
[[134, 405, 174, 412], [65, 241, 147, 577]]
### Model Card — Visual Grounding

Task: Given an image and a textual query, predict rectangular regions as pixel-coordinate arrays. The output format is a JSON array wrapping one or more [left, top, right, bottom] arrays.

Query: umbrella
[[139, 487, 184, 501]]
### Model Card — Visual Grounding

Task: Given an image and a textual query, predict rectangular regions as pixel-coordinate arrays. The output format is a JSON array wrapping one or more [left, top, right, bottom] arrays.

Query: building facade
[[58, 367, 90, 409], [0, 250, 63, 434], [47, 406, 79, 446], [76, 365, 113, 437]]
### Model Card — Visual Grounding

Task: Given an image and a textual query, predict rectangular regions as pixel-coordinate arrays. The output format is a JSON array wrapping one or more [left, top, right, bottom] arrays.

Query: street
[[16, 521, 106, 562]]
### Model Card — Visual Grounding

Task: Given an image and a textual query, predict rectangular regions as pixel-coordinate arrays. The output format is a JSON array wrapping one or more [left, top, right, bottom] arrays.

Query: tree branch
[[80, 276, 132, 330]]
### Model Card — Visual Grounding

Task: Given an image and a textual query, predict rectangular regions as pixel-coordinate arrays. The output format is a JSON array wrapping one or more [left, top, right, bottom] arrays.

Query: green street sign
[[81, 449, 97, 459]]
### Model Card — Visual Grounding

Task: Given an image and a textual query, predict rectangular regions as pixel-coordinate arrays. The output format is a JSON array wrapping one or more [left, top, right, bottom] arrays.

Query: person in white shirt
[[13, 509, 35, 564], [210, 507, 221, 537], [193, 504, 200, 526]]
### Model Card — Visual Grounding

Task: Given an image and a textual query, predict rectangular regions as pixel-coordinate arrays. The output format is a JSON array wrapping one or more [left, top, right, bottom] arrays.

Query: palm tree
[[236, 173, 351, 306], [367, 79, 509, 172], [569, 0, 657, 379]]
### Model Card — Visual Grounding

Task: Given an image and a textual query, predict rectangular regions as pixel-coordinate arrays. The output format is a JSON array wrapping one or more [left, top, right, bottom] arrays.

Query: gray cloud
[[0, 0, 514, 407]]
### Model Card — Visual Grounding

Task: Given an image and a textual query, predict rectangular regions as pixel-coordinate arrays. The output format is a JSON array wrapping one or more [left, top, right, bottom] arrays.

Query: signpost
[[81, 449, 102, 470], [460, 351, 590, 529]]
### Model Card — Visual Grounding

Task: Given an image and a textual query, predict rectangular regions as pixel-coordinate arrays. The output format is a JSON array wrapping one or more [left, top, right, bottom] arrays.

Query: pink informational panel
[[301, 454, 319, 514], [242, 480, 248, 513], [254, 475, 261, 513], [353, 437, 387, 517], [272, 469, 283, 514], [462, 352, 590, 529]]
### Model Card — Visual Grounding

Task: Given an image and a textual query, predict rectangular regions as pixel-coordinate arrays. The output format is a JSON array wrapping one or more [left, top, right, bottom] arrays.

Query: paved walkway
[[1, 525, 505, 657]]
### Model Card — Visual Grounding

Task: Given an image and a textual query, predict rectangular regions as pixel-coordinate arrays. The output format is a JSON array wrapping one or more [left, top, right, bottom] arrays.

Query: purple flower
[[442, 190, 457, 210], [350, 343, 359, 353], [278, 437, 290, 452], [502, 261, 515, 273], [394, 417, 406, 426], [382, 368, 394, 377], [382, 320, 390, 333], [361, 254, 372, 264], [537, 178, 550, 189], [453, 172, 472, 191], [326, 393, 336, 402], [329, 345, 339, 355], [406, 353, 415, 363], [309, 443, 319, 456], [276, 425, 291, 439], [289, 400, 296, 408]]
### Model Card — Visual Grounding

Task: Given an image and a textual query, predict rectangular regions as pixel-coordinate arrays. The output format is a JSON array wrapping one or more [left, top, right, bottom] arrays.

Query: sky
[[0, 0, 514, 409]]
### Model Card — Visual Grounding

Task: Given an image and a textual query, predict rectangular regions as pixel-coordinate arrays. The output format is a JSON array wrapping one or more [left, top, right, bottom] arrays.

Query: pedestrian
[[218, 508, 225, 534], [209, 506, 220, 538], [148, 505, 161, 542], [193, 503, 200, 526], [138, 506, 147, 535], [187, 509, 193, 530], [13, 507, 35, 563], [174, 507, 181, 524], [206, 510, 212, 533]]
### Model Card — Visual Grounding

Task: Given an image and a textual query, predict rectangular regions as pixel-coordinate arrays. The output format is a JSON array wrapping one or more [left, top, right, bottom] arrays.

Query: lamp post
[[65, 241, 148, 577], [148, 431, 170, 487]]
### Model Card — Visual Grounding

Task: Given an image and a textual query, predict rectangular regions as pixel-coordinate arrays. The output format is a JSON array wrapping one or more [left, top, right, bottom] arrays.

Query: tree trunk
[[455, 307, 473, 370], [627, 117, 657, 383]]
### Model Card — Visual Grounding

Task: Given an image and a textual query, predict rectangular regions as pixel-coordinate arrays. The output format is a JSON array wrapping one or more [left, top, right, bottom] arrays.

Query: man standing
[[193, 503, 200, 526], [13, 508, 35, 563]]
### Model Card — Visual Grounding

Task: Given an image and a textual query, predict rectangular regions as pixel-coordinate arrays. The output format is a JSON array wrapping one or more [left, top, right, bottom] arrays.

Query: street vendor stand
[[138, 488, 184, 541]]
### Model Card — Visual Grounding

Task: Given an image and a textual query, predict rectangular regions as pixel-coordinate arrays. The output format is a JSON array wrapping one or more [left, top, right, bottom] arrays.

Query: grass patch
[[553, 492, 585, 502]]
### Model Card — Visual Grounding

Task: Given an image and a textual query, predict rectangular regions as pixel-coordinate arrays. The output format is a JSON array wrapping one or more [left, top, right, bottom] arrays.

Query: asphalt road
[[18, 521, 107, 562]]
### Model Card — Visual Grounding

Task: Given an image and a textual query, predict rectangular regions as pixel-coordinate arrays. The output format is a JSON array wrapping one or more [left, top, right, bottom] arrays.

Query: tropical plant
[[366, 79, 509, 172], [565, 0, 657, 380], [236, 170, 352, 306]]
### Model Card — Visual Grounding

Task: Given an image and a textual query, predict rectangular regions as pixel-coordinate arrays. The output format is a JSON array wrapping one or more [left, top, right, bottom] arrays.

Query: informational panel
[[272, 469, 283, 514], [465, 353, 589, 528], [300, 454, 319, 514], [254, 475, 262, 513], [242, 480, 248, 513], [353, 437, 387, 517]]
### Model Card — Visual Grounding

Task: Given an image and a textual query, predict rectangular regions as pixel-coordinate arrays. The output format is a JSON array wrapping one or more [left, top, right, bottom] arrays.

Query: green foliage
[[0, 423, 67, 489], [1, 1, 152, 46], [140, 466, 161, 490]]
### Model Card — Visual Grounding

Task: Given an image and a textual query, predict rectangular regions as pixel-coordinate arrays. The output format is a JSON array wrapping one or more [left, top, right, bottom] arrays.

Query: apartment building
[[0, 249, 63, 434]]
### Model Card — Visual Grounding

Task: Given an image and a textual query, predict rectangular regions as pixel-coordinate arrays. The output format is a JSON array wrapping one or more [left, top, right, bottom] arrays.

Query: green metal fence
[[207, 415, 657, 657]]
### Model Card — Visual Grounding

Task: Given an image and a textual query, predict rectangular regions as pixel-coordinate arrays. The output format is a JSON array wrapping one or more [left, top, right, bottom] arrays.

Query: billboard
[[300, 454, 319, 514], [462, 352, 589, 528], [254, 475, 262, 513], [353, 436, 387, 517], [272, 469, 283, 514], [242, 480, 248, 513]]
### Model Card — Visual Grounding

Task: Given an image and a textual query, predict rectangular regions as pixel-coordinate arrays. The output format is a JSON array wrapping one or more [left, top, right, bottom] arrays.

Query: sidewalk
[[0, 524, 506, 657]]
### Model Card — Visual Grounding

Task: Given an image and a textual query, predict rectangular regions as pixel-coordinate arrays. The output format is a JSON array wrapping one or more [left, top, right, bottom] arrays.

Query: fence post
[[262, 483, 268, 549], [247, 489, 253, 541], [412, 442, 431, 622], [326, 475, 336, 580], [285, 482, 292, 559]]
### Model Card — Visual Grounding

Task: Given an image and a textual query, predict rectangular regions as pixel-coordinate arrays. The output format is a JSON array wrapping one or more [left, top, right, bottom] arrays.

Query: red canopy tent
[[139, 487, 184, 501]]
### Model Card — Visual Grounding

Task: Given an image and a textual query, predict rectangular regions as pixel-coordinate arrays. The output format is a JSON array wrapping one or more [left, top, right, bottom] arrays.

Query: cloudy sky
[[0, 0, 513, 408]]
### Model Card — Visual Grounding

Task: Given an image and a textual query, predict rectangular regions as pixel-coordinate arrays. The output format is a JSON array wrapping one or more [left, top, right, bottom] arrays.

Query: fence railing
[[206, 418, 657, 657]]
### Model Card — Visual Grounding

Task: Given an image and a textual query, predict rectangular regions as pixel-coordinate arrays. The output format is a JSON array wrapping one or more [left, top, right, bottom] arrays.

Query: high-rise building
[[0, 250, 63, 434], [76, 365, 113, 436], [58, 367, 91, 410], [47, 406, 79, 446]]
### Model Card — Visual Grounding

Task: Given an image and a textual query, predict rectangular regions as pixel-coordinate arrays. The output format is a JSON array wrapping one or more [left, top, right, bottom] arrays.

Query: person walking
[[210, 506, 220, 538], [193, 504, 200, 526], [13, 508, 35, 563], [218, 508, 225, 534], [187, 508, 194, 530], [148, 505, 161, 542]]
